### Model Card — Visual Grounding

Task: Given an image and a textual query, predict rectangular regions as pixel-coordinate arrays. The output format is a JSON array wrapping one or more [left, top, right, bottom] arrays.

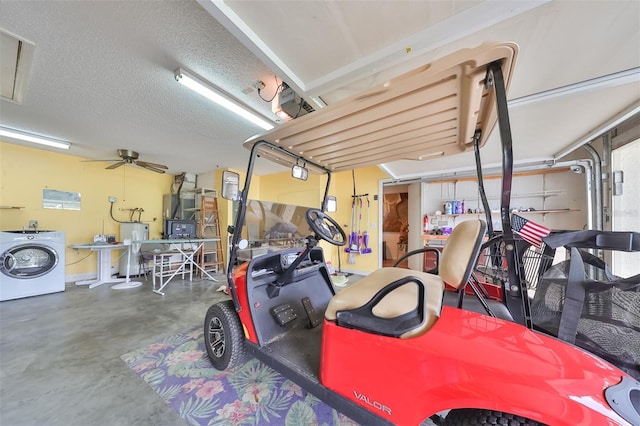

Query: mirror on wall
[[222, 170, 240, 201], [325, 195, 337, 212], [43, 189, 81, 210]]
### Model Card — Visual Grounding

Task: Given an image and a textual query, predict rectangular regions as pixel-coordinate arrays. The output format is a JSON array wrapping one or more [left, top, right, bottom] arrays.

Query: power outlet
[[108, 196, 117, 203], [28, 220, 38, 229]]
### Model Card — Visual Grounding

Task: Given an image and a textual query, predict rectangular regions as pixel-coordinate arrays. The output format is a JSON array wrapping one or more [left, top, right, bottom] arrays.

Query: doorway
[[381, 182, 422, 270], [382, 186, 409, 267], [611, 138, 639, 276]]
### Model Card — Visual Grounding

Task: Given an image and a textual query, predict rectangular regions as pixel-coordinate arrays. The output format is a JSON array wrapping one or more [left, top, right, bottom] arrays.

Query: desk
[[69, 243, 127, 289], [133, 238, 220, 295]]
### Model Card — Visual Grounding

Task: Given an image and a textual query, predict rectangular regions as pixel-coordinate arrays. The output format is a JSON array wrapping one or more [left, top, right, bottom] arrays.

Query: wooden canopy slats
[[296, 96, 459, 158], [279, 77, 460, 152], [245, 42, 518, 172], [309, 121, 458, 164]]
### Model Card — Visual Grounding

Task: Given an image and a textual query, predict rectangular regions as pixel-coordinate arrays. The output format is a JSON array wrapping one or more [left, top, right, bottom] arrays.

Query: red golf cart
[[203, 43, 639, 425]]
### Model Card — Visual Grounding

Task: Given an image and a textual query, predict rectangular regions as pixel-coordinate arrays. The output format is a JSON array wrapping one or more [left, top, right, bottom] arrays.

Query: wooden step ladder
[[197, 191, 225, 276]]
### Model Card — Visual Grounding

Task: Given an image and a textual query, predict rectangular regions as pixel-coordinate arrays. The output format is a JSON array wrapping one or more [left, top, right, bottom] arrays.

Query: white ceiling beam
[[554, 100, 640, 160], [198, 0, 550, 108], [303, 0, 551, 96], [197, 0, 315, 107], [509, 67, 640, 108]]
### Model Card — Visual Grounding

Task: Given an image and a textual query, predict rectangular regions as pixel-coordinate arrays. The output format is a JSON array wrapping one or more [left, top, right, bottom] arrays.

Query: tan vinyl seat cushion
[[325, 267, 444, 339], [439, 219, 485, 289]]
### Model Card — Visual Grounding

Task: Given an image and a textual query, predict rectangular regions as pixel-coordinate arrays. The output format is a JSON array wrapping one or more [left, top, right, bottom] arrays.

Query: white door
[[611, 138, 640, 276]]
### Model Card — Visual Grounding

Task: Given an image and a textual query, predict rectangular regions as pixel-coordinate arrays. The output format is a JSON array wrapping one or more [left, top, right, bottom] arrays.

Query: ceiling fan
[[93, 149, 168, 174]]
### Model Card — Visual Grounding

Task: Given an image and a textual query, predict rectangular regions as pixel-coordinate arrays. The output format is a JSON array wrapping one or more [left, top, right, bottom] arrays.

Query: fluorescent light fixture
[[174, 68, 274, 130], [0, 126, 70, 149], [309, 96, 326, 109]]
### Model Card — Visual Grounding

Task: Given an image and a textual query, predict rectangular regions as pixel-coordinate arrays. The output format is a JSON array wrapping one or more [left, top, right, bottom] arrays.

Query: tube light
[[0, 126, 70, 149], [174, 68, 274, 131]]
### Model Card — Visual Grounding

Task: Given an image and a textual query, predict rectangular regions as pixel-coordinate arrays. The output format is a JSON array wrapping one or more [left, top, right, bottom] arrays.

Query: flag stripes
[[511, 214, 551, 247]]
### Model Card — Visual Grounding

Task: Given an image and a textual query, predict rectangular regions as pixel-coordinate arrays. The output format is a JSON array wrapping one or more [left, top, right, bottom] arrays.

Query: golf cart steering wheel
[[305, 209, 346, 246]]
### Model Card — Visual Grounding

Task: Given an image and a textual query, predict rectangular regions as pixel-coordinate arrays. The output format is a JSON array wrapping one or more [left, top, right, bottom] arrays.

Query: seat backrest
[[439, 219, 487, 289]]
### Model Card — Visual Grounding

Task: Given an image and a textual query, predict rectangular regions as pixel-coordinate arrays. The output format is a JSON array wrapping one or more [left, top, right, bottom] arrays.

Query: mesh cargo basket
[[475, 234, 555, 293], [531, 248, 640, 379]]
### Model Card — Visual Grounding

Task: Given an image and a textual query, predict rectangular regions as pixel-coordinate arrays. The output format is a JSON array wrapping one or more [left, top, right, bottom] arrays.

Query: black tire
[[203, 300, 249, 370], [443, 409, 543, 426]]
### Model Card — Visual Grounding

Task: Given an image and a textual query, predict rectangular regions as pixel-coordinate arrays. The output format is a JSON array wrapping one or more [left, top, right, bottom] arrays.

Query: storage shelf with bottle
[[422, 167, 584, 236]]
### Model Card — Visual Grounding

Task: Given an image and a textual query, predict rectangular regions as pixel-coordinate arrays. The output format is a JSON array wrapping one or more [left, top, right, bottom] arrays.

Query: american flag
[[511, 214, 551, 248]]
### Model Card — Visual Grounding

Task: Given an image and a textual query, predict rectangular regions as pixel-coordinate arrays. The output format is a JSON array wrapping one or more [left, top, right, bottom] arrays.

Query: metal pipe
[[580, 160, 594, 231], [555, 101, 640, 160], [582, 144, 602, 231], [602, 132, 612, 231]]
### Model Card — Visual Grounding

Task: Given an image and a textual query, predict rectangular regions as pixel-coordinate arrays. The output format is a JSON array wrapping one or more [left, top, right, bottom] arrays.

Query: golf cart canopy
[[244, 42, 518, 172]]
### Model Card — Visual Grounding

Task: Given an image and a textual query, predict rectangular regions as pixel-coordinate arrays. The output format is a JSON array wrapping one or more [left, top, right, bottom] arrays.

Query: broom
[[348, 195, 356, 263], [361, 196, 372, 254]]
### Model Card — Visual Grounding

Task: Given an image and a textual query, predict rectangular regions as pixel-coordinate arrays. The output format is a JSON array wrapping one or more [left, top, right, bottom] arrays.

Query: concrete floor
[[0, 273, 438, 426], [0, 274, 229, 426]]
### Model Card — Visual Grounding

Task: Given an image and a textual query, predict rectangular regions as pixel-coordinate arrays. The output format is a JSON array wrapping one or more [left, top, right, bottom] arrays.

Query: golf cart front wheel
[[443, 409, 543, 425], [204, 300, 248, 370]]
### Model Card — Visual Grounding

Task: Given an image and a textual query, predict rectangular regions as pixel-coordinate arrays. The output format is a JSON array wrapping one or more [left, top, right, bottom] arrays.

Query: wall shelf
[[433, 209, 578, 217], [0, 206, 24, 209], [422, 167, 586, 240], [427, 167, 570, 184], [457, 190, 566, 202]]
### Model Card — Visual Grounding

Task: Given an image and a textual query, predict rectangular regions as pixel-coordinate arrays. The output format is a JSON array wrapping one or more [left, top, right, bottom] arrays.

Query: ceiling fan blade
[[135, 160, 168, 169], [81, 158, 120, 163], [106, 161, 125, 170], [140, 164, 166, 174]]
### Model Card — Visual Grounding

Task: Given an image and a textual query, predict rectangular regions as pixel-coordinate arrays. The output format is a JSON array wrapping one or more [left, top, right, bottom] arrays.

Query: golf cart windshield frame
[[226, 141, 333, 302], [226, 44, 531, 327]]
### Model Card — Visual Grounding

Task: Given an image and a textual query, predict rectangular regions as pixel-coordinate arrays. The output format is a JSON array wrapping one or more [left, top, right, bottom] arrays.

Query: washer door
[[1, 244, 59, 279]]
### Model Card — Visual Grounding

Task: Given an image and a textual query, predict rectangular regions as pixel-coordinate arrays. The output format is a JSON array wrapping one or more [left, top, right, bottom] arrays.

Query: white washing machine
[[0, 230, 66, 301]]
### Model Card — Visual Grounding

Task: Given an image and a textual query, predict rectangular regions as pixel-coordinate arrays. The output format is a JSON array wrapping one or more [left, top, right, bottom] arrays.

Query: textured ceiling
[[0, 0, 280, 175], [0, 0, 638, 178]]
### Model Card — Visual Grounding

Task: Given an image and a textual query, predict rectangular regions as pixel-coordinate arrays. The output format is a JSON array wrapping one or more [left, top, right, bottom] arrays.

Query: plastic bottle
[[423, 215, 429, 233], [445, 201, 452, 215]]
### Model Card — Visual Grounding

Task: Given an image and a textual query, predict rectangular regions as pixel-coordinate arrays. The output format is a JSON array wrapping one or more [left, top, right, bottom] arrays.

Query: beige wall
[[218, 165, 388, 274], [1, 142, 172, 278], [1, 142, 389, 280], [259, 171, 327, 207], [329, 167, 388, 273], [218, 163, 390, 273]]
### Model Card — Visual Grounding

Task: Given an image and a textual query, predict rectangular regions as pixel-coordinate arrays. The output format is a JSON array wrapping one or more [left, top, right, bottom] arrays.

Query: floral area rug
[[121, 327, 359, 426]]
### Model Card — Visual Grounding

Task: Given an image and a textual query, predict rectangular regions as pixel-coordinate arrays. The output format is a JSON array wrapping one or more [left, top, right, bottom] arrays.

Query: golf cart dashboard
[[249, 247, 324, 281]]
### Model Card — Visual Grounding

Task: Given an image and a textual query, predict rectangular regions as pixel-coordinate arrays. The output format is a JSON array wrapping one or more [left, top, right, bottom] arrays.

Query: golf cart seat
[[325, 220, 487, 338]]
